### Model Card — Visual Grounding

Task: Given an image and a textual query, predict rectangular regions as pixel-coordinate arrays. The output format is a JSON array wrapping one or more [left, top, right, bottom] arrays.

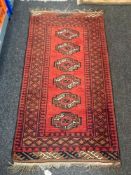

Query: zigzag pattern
[[14, 151, 120, 162]]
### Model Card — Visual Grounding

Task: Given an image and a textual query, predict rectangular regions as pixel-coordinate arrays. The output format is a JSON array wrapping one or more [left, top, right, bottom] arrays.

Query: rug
[[77, 0, 131, 4], [12, 11, 120, 168]]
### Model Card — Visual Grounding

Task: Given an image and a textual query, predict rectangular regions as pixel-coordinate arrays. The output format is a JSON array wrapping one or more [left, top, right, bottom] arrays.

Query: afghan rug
[[12, 11, 120, 167]]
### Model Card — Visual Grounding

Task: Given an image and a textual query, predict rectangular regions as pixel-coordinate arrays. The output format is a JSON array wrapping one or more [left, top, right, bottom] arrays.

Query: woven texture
[[12, 11, 120, 165]]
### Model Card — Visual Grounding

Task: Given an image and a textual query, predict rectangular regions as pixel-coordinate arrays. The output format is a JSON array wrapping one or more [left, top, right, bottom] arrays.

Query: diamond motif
[[54, 58, 81, 72], [53, 92, 80, 109], [52, 112, 81, 130], [54, 74, 81, 90], [36, 139, 43, 146], [24, 139, 33, 146], [56, 28, 79, 40], [56, 42, 80, 55]]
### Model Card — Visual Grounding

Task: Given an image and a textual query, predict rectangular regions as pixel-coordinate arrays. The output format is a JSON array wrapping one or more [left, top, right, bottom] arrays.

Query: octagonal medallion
[[54, 74, 81, 90], [56, 28, 79, 40], [52, 112, 81, 130], [56, 42, 80, 55], [54, 58, 81, 72], [52, 92, 80, 109]]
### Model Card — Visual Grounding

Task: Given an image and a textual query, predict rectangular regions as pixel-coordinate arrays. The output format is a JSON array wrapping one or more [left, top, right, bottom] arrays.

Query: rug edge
[[12, 160, 121, 167], [8, 161, 121, 175], [30, 9, 104, 16]]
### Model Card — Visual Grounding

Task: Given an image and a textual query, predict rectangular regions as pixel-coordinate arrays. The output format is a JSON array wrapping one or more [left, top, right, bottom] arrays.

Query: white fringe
[[29, 8, 104, 17], [8, 161, 120, 175], [8, 162, 52, 175]]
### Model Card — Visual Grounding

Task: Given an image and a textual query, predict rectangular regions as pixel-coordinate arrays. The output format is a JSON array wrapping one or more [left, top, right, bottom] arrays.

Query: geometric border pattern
[[13, 151, 120, 163]]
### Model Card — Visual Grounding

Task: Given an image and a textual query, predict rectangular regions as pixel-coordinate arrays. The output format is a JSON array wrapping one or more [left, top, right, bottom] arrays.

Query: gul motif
[[52, 28, 81, 130], [52, 112, 81, 130], [54, 58, 81, 72], [56, 28, 79, 40], [54, 74, 81, 90], [52, 92, 81, 109], [56, 42, 80, 55]]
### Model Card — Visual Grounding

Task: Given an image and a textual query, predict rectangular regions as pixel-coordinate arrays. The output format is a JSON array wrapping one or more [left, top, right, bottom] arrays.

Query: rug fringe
[[8, 162, 52, 175], [8, 161, 120, 175], [30, 8, 104, 17]]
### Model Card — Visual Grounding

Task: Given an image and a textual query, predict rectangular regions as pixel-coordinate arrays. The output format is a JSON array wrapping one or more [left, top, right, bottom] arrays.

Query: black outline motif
[[56, 42, 80, 55], [54, 57, 81, 72], [56, 28, 79, 40], [52, 92, 81, 109], [54, 74, 81, 90], [52, 112, 81, 130]]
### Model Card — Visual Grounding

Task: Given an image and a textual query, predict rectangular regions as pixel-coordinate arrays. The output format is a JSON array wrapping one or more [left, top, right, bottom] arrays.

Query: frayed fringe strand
[[29, 8, 104, 17], [8, 162, 52, 175], [8, 161, 120, 175]]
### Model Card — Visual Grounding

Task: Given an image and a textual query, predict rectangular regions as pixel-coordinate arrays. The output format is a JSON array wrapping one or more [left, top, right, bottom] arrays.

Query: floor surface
[[0, 0, 131, 175]]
